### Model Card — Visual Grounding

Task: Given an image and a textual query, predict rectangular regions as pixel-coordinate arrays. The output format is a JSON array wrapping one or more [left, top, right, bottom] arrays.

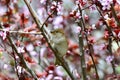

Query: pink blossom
[[88, 36, 96, 43], [3, 64, 9, 69], [53, 16, 63, 25], [106, 55, 114, 64], [26, 44, 34, 52], [51, 1, 63, 15], [75, 1, 79, 5], [104, 14, 109, 20], [98, 0, 113, 10], [53, 16, 63, 28], [0, 6, 7, 16], [54, 76, 63, 80], [75, 12, 81, 19], [57, 2, 63, 15], [89, 5, 96, 11], [91, 24, 96, 29], [84, 14, 89, 21], [0, 31, 7, 40], [76, 26, 81, 34], [17, 47, 25, 53], [104, 30, 109, 38], [46, 74, 53, 80], [40, 0, 46, 4], [17, 66, 22, 73], [117, 0, 120, 4], [0, 28, 10, 40]]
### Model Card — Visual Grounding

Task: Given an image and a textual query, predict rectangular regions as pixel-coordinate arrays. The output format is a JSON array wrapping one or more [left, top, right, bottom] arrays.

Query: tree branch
[[0, 29, 42, 35], [77, 4, 87, 80]]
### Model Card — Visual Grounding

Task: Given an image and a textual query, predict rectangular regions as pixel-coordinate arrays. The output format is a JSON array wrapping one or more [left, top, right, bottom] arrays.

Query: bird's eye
[[50, 31, 54, 33], [50, 31, 56, 34], [56, 31, 59, 33]]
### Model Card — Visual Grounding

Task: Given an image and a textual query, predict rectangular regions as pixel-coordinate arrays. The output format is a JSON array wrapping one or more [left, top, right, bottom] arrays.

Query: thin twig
[[81, 4, 94, 11], [12, 51, 20, 79], [88, 44, 99, 79], [77, 4, 87, 80], [0, 29, 42, 35], [108, 35, 116, 75], [78, 34, 87, 80]]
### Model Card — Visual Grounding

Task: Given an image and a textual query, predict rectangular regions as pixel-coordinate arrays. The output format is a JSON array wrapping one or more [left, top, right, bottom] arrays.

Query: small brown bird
[[50, 28, 68, 57]]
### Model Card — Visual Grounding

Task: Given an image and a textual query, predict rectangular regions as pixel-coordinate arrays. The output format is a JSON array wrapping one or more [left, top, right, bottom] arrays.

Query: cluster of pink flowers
[[98, 0, 113, 10]]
